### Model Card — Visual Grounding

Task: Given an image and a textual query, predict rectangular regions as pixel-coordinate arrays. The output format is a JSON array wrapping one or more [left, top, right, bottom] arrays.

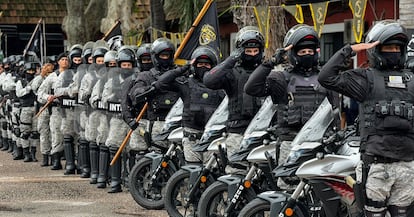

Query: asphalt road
[[0, 149, 169, 217]]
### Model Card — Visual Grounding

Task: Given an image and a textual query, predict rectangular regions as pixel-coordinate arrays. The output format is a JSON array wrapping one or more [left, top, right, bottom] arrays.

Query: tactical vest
[[147, 68, 179, 121], [276, 71, 327, 127], [359, 68, 414, 140], [19, 80, 36, 107], [186, 77, 223, 126], [228, 66, 262, 127], [107, 74, 127, 113]]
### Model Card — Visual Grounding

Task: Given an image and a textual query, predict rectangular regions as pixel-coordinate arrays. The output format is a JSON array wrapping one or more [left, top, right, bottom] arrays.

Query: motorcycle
[[197, 96, 277, 217], [128, 98, 186, 210], [238, 97, 364, 217], [164, 96, 229, 217]]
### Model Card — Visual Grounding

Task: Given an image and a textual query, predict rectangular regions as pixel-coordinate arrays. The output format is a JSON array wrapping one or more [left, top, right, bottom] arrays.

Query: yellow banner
[[282, 4, 304, 24], [309, 1, 329, 37], [253, 6, 270, 48], [349, 0, 367, 43]]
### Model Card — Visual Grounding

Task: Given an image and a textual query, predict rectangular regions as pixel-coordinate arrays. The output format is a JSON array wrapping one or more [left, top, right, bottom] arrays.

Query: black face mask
[[297, 54, 315, 70], [140, 62, 153, 71], [194, 66, 210, 80], [120, 68, 134, 79], [156, 57, 173, 72], [96, 64, 105, 71], [25, 73, 35, 81], [381, 52, 400, 69], [241, 52, 262, 68]]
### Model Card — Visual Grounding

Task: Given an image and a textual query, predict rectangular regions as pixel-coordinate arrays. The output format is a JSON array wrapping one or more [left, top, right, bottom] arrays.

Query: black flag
[[175, 0, 220, 64], [23, 20, 42, 58]]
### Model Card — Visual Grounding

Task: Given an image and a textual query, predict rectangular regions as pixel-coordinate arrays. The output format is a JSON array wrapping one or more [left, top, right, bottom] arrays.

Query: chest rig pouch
[[277, 72, 327, 127], [360, 69, 414, 137]]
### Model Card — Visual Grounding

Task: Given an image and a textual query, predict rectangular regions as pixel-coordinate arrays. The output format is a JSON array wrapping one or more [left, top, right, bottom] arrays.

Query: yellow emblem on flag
[[199, 24, 217, 46]]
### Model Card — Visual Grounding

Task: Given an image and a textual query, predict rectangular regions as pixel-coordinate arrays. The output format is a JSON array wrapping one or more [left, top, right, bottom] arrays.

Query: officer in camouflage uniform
[[319, 20, 414, 217], [33, 63, 54, 166], [15, 62, 41, 162], [37, 53, 69, 170], [99, 47, 136, 193], [89, 50, 116, 185], [0, 57, 11, 151]]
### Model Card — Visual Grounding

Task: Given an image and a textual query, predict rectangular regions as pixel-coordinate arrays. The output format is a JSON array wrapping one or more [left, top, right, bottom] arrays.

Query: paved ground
[[0, 149, 169, 217]]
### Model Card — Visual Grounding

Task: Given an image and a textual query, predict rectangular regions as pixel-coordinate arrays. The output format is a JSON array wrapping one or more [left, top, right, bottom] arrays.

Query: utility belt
[[107, 101, 121, 113], [375, 101, 414, 119], [362, 154, 400, 164], [60, 96, 77, 108], [183, 130, 202, 141]]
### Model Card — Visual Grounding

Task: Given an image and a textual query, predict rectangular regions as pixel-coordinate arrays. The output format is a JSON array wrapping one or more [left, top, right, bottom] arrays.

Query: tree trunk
[[63, 0, 107, 48], [399, 0, 414, 29], [151, 0, 166, 38], [101, 0, 135, 39], [230, 0, 286, 59]]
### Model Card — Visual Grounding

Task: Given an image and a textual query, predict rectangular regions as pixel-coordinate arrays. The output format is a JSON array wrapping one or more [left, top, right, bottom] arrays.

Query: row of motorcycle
[[126, 96, 414, 217]]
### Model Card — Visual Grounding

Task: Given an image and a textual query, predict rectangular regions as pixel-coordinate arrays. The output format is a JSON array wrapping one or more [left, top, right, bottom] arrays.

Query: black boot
[[51, 152, 63, 170], [89, 142, 99, 184], [1, 138, 9, 151], [108, 146, 122, 193], [7, 139, 14, 153], [0, 136, 3, 149], [40, 154, 50, 167], [97, 146, 109, 188], [23, 147, 33, 162], [31, 146, 38, 162], [63, 136, 76, 175], [79, 140, 90, 178], [13, 145, 24, 160]]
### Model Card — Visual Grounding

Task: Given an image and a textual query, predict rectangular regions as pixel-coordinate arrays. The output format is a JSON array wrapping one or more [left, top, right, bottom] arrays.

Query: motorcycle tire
[[238, 197, 271, 217], [197, 180, 256, 217], [128, 156, 175, 209]]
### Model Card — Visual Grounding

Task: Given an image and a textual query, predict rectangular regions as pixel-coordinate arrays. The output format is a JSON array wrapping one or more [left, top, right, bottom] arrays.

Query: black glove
[[134, 86, 156, 105], [270, 48, 288, 66], [229, 47, 244, 60], [127, 119, 139, 130]]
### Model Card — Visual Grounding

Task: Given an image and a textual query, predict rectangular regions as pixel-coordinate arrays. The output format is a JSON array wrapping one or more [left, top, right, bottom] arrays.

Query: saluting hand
[[351, 41, 380, 53]]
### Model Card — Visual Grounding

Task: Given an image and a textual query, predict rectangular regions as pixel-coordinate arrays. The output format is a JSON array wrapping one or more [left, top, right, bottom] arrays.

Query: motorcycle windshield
[[204, 96, 229, 130], [290, 97, 335, 149], [244, 96, 277, 136]]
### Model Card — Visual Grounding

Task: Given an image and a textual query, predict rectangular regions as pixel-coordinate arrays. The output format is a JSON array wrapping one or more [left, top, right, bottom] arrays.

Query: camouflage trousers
[[11, 103, 21, 146], [49, 107, 63, 154], [19, 106, 39, 149], [128, 119, 148, 152], [105, 116, 128, 148], [37, 108, 51, 154], [85, 110, 100, 143], [95, 111, 108, 145], [224, 133, 245, 174], [356, 160, 414, 212], [182, 127, 205, 163]]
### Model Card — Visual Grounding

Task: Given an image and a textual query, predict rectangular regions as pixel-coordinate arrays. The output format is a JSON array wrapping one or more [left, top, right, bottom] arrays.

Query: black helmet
[[69, 44, 83, 60], [82, 41, 94, 63], [191, 45, 219, 67], [108, 35, 124, 51], [24, 62, 40, 72], [151, 38, 175, 71], [92, 47, 109, 62], [283, 24, 319, 69], [235, 26, 265, 50], [116, 47, 136, 65], [104, 50, 117, 65], [136, 43, 152, 60], [365, 20, 408, 69]]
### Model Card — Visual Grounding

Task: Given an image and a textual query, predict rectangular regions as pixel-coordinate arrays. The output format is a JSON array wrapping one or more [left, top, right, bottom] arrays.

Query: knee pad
[[30, 131, 40, 139], [2, 122, 7, 130], [21, 132, 31, 140], [13, 127, 21, 137], [63, 135, 74, 143], [388, 205, 408, 217]]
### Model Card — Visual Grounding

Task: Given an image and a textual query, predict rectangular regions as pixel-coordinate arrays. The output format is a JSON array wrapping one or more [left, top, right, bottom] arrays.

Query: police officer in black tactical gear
[[244, 24, 338, 151], [318, 20, 414, 217], [153, 45, 225, 163], [127, 38, 179, 144], [203, 26, 264, 170]]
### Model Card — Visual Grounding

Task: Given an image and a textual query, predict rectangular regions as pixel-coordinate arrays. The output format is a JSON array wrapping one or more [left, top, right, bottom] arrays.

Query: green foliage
[[164, 0, 205, 32]]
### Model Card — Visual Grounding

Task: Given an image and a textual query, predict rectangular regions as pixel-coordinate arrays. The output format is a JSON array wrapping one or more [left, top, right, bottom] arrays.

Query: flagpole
[[42, 18, 46, 64], [174, 0, 214, 60], [23, 18, 42, 57], [102, 19, 121, 40]]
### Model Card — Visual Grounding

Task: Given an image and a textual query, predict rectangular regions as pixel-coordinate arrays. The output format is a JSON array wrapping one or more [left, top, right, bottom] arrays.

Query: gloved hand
[[229, 47, 245, 60], [128, 119, 139, 130], [270, 48, 288, 66]]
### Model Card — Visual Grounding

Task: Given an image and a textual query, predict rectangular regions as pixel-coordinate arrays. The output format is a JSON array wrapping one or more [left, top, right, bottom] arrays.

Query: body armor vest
[[185, 77, 223, 127], [59, 70, 77, 108], [107, 73, 131, 113], [19, 80, 36, 107], [228, 66, 261, 126], [359, 69, 414, 139], [276, 71, 327, 127], [147, 68, 179, 121]]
